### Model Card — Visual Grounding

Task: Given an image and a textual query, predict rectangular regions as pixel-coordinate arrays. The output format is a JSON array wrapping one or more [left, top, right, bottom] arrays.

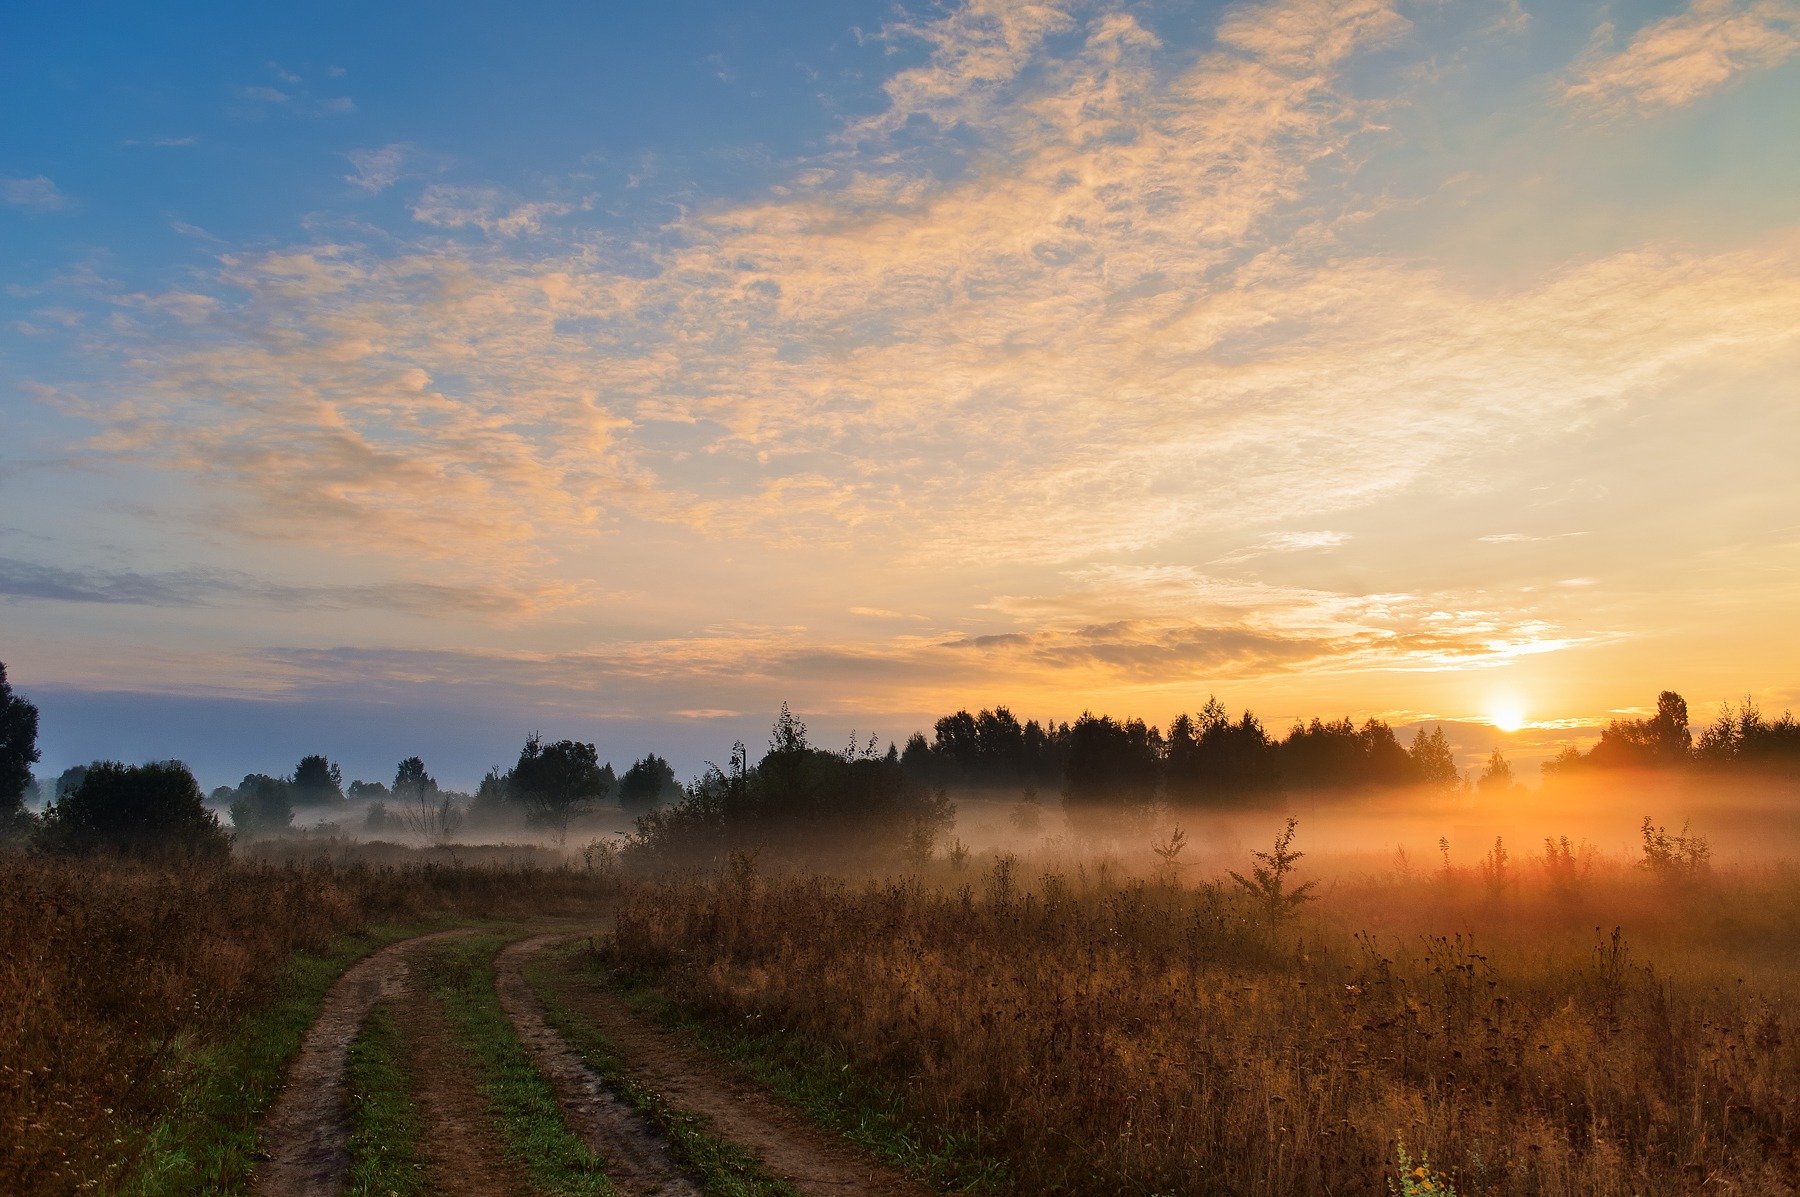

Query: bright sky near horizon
[[3, 0, 1798, 789]]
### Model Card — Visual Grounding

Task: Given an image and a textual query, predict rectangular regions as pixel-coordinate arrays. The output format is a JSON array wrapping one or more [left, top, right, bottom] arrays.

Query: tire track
[[254, 928, 475, 1197], [511, 937, 934, 1197], [495, 934, 703, 1197]]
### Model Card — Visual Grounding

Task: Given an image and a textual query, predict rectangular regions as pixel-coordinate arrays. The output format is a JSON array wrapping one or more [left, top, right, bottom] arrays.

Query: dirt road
[[256, 925, 931, 1196], [253, 928, 475, 1197]]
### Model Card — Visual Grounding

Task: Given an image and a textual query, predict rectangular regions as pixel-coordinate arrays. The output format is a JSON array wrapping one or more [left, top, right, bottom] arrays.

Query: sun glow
[[1489, 704, 1526, 733]]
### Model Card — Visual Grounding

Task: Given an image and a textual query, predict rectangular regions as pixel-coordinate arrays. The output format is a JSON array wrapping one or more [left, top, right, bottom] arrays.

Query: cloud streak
[[0, 557, 581, 616], [1564, 0, 1800, 113]]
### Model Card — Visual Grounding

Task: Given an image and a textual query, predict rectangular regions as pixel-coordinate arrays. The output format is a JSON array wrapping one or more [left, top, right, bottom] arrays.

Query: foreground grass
[[606, 867, 1800, 1197], [123, 921, 445, 1197], [346, 1002, 430, 1197], [566, 946, 1004, 1193], [418, 935, 615, 1197], [3, 854, 623, 1196], [525, 944, 804, 1197]]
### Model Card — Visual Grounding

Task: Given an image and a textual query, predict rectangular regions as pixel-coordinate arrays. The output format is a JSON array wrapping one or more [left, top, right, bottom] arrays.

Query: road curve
[[253, 928, 475, 1197]]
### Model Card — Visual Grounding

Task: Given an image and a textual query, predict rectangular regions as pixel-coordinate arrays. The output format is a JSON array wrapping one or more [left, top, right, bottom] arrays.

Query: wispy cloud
[[345, 144, 412, 193], [410, 185, 576, 237], [3, 176, 68, 211], [1564, 0, 1800, 114], [0, 556, 583, 616], [1213, 530, 1350, 565]]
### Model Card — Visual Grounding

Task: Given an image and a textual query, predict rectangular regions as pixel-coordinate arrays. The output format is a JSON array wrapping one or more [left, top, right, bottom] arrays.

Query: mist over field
[[6, 0, 1800, 1191]]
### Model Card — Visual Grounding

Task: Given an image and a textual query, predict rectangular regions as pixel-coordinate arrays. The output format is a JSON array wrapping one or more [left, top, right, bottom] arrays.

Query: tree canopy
[[37, 760, 228, 858], [508, 734, 608, 842], [0, 662, 40, 831]]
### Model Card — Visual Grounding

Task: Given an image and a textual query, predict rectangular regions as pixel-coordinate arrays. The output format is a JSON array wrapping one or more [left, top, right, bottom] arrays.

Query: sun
[[1489, 704, 1525, 733]]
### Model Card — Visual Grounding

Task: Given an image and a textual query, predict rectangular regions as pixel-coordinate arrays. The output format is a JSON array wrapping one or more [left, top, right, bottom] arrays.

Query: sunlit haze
[[4, 0, 1798, 789]]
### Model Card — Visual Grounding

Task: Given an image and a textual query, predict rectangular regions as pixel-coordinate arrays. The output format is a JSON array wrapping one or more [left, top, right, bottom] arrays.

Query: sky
[[3, 0, 1798, 791]]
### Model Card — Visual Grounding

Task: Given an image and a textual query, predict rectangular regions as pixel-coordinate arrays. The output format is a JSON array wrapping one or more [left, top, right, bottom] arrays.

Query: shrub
[[36, 761, 228, 859]]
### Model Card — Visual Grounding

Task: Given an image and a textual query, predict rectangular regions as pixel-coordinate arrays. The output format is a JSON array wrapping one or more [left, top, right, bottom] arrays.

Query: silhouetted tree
[[509, 734, 608, 844], [393, 757, 438, 802], [0, 662, 40, 834], [1278, 716, 1414, 790], [1696, 696, 1800, 772], [347, 779, 389, 800], [55, 764, 89, 800], [1164, 697, 1282, 806], [291, 754, 345, 806], [1408, 726, 1460, 791], [1478, 748, 1514, 797], [619, 752, 679, 813], [37, 760, 228, 858], [1589, 691, 1691, 768], [228, 773, 294, 837], [1063, 713, 1161, 837], [631, 707, 952, 866]]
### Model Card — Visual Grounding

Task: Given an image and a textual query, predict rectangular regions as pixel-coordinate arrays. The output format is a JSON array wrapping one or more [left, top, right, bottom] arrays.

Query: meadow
[[4, 777, 1799, 1196], [603, 837, 1800, 1196]]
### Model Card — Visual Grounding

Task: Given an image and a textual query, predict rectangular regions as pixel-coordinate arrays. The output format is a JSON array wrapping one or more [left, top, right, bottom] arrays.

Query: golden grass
[[0, 851, 617, 1196], [609, 857, 1800, 1195]]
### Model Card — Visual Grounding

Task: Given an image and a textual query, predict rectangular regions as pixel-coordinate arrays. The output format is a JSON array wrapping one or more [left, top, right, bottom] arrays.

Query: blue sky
[[4, 0, 1799, 791]]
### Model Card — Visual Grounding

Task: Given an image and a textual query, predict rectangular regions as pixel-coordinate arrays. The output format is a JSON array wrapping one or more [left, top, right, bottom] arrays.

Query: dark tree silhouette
[[631, 707, 953, 866], [0, 662, 40, 832], [1165, 697, 1282, 806], [1063, 713, 1161, 837], [393, 757, 438, 801], [291, 754, 345, 806], [509, 734, 608, 843], [38, 760, 228, 858], [1479, 748, 1514, 796], [619, 752, 680, 813], [1589, 691, 1692, 768], [227, 773, 294, 836], [1408, 726, 1460, 791]]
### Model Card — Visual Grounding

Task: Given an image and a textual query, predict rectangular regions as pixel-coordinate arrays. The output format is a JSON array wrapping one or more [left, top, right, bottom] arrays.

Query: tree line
[[4, 653, 1797, 861], [900, 698, 1461, 805]]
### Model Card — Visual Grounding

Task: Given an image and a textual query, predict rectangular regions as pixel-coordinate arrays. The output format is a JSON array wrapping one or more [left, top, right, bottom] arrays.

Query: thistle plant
[[1390, 1138, 1458, 1196], [1229, 817, 1317, 928]]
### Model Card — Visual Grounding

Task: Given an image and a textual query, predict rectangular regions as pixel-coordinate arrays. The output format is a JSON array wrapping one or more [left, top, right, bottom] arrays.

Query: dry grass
[[608, 857, 1800, 1195], [0, 850, 618, 1196]]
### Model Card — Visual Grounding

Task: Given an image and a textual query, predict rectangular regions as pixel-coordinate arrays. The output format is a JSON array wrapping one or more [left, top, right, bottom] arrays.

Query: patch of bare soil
[[496, 935, 703, 1197], [392, 956, 538, 1197], [517, 938, 933, 1197], [254, 928, 474, 1197]]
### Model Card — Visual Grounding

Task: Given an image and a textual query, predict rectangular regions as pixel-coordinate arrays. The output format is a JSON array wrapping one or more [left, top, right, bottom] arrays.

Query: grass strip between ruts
[[567, 942, 1008, 1193], [417, 935, 615, 1197], [522, 945, 802, 1197], [345, 1001, 430, 1197], [120, 920, 455, 1197]]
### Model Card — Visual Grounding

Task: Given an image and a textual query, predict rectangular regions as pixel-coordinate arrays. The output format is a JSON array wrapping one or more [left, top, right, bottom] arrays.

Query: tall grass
[[0, 853, 618, 1196], [606, 857, 1800, 1195]]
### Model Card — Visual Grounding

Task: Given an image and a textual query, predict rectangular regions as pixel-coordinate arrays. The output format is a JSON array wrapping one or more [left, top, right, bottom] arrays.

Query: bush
[[36, 762, 228, 859]]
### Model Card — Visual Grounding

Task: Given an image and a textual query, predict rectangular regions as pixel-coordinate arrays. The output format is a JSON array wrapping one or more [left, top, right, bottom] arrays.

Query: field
[[607, 848, 1800, 1195], [3, 807, 1799, 1196]]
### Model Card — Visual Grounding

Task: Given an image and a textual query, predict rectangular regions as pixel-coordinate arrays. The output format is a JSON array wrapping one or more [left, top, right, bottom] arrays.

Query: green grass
[[121, 920, 453, 1197], [573, 944, 1007, 1193], [346, 1002, 430, 1197], [524, 945, 802, 1197], [416, 935, 615, 1196]]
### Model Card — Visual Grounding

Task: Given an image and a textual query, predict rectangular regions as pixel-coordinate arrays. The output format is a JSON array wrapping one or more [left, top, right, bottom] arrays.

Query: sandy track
[[253, 928, 475, 1197], [496, 934, 704, 1196], [522, 939, 934, 1197]]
